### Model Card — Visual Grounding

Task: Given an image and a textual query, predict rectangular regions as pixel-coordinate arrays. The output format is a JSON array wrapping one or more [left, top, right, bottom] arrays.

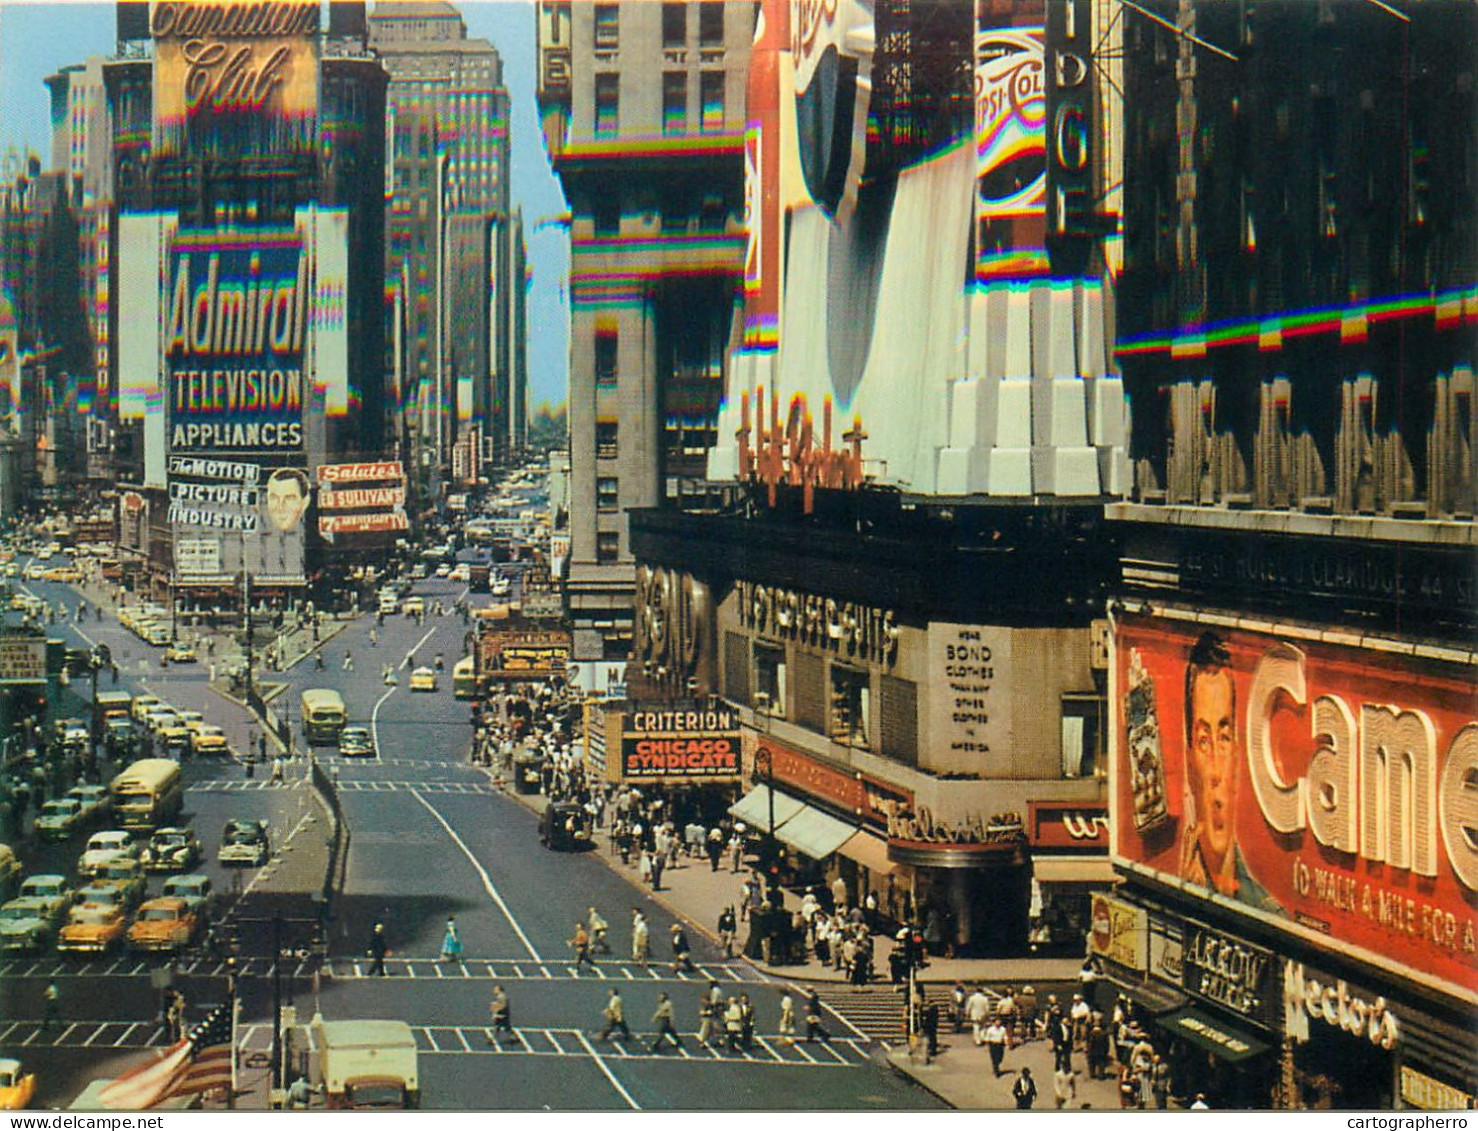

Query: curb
[[879, 1049, 961, 1110]]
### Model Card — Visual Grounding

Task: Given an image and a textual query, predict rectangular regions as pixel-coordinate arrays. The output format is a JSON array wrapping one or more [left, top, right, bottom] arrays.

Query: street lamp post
[[752, 692, 777, 892]]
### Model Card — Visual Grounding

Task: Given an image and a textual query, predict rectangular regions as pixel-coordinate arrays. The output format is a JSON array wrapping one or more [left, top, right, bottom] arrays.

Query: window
[[595, 329, 618, 385], [754, 643, 787, 717], [595, 420, 619, 459], [662, 3, 686, 49], [663, 72, 687, 135], [699, 2, 723, 46], [879, 675, 918, 765], [596, 477, 619, 511], [593, 194, 620, 236], [594, 72, 619, 138], [593, 3, 619, 50], [1061, 693, 1105, 779], [596, 531, 620, 562], [829, 665, 870, 748], [700, 71, 724, 132], [724, 631, 750, 704]]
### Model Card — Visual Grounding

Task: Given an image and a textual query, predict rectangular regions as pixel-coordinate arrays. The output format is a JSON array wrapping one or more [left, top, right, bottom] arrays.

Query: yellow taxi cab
[[127, 897, 199, 953], [409, 666, 438, 692], [163, 642, 197, 663], [0, 1058, 36, 1110], [57, 903, 128, 955], [190, 725, 229, 756]]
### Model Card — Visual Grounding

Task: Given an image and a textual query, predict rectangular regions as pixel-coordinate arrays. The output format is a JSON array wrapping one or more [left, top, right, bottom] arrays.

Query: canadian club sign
[[621, 709, 741, 780]]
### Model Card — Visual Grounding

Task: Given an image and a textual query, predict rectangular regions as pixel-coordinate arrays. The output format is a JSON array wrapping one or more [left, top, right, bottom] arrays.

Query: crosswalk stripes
[[213, 1020, 873, 1068], [186, 778, 496, 795], [0, 1020, 168, 1050], [0, 955, 788, 986]]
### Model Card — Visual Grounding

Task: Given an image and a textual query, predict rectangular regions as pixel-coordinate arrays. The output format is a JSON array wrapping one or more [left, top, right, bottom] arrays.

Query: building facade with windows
[[614, 0, 1127, 955], [1100, 0, 1476, 1110], [368, 0, 523, 496], [535, 0, 754, 663]]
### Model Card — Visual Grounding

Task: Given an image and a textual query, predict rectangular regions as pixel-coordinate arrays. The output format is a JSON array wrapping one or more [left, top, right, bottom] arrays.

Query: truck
[[467, 563, 491, 593], [311, 1017, 419, 1109]]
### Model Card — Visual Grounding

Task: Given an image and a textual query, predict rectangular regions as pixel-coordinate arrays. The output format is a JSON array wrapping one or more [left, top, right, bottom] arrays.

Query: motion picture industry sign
[[165, 230, 307, 454], [621, 708, 741, 781], [167, 455, 308, 584]]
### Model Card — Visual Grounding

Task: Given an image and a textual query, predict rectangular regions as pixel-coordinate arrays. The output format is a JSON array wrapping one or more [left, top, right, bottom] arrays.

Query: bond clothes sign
[[929, 623, 1011, 759], [622, 710, 741, 780], [0, 637, 47, 684], [1112, 614, 1478, 995], [165, 230, 307, 454]]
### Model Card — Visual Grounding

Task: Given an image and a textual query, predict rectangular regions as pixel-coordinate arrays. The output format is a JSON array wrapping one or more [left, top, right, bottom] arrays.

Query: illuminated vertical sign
[[1045, 0, 1097, 274], [165, 230, 307, 454], [974, 2, 1048, 280]]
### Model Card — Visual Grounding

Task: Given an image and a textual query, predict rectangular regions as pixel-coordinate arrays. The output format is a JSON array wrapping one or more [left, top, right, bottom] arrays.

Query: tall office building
[[102, 0, 392, 609], [535, 0, 755, 663], [1102, 0, 1475, 1109], [368, 0, 515, 494]]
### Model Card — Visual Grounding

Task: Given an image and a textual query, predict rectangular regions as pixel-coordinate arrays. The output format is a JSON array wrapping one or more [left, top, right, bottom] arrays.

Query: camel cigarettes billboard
[[1112, 613, 1478, 996]]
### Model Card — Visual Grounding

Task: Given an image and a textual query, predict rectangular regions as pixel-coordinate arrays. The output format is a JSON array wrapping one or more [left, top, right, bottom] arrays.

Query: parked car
[[0, 896, 68, 951], [160, 874, 214, 921], [140, 827, 202, 873], [57, 903, 128, 955], [337, 727, 376, 758], [78, 831, 138, 877], [16, 875, 74, 920], [128, 897, 200, 953], [34, 799, 85, 843], [219, 819, 269, 867]]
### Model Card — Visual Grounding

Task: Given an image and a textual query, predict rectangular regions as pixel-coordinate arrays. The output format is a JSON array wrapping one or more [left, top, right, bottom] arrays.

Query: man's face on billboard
[[1187, 667, 1236, 872], [265, 473, 306, 533]]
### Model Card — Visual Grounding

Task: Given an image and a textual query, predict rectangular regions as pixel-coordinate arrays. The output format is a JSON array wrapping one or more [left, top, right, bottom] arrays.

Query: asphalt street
[[3, 569, 946, 1111]]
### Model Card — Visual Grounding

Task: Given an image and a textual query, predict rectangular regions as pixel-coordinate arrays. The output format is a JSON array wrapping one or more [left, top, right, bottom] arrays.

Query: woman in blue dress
[[439, 916, 463, 962]]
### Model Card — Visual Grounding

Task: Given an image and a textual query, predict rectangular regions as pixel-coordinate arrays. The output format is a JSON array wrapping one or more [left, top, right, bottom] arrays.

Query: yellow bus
[[109, 759, 184, 831], [301, 689, 348, 746], [452, 656, 478, 700]]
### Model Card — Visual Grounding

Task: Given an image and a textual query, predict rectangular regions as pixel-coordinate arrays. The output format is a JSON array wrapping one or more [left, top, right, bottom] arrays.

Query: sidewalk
[[501, 788, 1118, 1110]]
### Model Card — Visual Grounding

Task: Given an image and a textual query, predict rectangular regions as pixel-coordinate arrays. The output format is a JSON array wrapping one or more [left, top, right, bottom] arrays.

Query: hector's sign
[[1113, 615, 1478, 995], [1284, 960, 1400, 1051]]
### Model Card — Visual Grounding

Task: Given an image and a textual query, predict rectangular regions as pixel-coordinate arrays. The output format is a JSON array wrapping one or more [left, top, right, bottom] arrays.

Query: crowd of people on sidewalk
[[946, 963, 1195, 1110]]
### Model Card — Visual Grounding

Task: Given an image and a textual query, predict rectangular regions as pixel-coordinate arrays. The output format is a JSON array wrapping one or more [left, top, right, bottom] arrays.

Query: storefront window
[[829, 665, 870, 747], [754, 643, 786, 716]]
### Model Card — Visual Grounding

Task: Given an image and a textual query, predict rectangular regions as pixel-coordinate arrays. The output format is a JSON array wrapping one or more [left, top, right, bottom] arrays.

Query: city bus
[[301, 689, 348, 746], [109, 759, 184, 831], [452, 656, 478, 700]]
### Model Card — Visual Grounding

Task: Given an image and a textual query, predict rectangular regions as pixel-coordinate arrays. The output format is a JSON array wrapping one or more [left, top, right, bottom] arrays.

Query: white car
[[78, 831, 138, 877], [448, 564, 470, 583], [433, 563, 451, 578]]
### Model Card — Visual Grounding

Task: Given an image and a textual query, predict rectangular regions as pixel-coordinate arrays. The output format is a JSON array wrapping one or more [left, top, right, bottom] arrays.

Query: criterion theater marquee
[[621, 708, 741, 780]]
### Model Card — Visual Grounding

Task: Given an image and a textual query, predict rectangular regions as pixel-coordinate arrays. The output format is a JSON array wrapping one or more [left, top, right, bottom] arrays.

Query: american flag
[[98, 1004, 234, 1110]]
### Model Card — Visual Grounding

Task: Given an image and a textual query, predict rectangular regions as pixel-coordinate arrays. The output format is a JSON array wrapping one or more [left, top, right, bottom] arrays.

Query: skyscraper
[[368, 0, 515, 494]]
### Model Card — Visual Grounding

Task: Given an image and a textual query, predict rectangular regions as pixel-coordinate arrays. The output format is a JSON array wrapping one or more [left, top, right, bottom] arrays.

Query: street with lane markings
[[1, 566, 945, 1110]]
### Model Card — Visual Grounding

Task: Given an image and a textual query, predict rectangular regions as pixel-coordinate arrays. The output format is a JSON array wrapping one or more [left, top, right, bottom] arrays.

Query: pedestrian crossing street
[[0, 1018, 873, 1070], [252, 1022, 875, 1068], [186, 779, 497, 795]]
